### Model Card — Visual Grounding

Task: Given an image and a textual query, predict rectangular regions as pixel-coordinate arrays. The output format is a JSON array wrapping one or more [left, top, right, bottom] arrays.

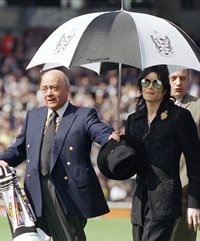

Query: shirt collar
[[175, 98, 183, 106], [47, 100, 69, 118]]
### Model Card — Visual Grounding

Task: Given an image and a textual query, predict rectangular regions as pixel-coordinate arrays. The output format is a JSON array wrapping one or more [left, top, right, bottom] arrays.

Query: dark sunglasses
[[141, 79, 163, 89]]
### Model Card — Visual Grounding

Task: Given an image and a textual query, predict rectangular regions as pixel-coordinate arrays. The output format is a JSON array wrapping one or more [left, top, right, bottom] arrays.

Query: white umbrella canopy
[[26, 9, 200, 72]]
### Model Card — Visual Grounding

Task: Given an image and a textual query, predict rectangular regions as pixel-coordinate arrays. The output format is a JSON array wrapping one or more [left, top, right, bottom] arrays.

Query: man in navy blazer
[[0, 69, 119, 241]]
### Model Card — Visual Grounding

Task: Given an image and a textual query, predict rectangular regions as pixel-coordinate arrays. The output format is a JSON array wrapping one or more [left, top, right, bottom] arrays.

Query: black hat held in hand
[[97, 135, 146, 180]]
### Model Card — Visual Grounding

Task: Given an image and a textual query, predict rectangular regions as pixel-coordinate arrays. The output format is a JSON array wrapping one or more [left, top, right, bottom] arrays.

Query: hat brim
[[97, 135, 146, 180]]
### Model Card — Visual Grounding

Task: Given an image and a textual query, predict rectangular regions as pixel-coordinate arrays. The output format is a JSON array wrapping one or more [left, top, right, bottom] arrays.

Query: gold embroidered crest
[[161, 110, 168, 120]]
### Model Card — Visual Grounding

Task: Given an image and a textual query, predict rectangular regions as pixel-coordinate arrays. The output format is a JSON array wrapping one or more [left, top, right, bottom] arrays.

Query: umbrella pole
[[117, 63, 122, 133], [121, 0, 124, 9]]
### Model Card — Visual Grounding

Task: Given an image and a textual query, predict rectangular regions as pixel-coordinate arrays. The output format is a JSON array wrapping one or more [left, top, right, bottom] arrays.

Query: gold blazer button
[[64, 176, 68, 180]]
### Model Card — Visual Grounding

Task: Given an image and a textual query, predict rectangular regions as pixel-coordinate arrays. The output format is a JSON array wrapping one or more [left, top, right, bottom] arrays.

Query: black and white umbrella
[[26, 9, 200, 72], [26, 8, 200, 130]]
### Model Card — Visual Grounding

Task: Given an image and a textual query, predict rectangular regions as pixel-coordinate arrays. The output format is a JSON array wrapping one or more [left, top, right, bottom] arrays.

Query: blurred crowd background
[[0, 0, 200, 203]]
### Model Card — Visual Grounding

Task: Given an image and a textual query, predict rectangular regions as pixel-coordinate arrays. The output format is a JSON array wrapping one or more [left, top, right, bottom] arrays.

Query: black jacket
[[125, 100, 200, 225]]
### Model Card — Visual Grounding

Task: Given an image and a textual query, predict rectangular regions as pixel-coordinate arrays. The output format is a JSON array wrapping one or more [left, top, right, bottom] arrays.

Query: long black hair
[[136, 65, 173, 110]]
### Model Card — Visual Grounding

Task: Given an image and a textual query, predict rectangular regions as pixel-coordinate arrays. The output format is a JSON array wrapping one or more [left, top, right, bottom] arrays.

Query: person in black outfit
[[125, 65, 200, 241]]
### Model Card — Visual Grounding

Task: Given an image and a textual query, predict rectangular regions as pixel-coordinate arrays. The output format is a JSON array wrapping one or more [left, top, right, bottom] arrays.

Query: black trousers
[[38, 175, 87, 241], [132, 186, 175, 241]]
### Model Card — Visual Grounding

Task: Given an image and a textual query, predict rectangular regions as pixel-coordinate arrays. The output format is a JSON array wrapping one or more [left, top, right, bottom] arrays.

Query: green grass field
[[0, 216, 200, 241], [0, 217, 12, 241], [85, 218, 132, 241], [0, 217, 132, 241]]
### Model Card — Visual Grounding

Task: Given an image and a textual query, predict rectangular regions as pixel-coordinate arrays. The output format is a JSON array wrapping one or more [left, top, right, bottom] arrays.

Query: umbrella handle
[[116, 63, 122, 133]]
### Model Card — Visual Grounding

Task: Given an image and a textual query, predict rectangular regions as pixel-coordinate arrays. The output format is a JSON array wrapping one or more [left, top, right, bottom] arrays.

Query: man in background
[[169, 69, 200, 241]]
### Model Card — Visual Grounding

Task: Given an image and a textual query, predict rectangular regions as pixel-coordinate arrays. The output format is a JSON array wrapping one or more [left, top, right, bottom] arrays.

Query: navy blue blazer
[[0, 103, 114, 218]]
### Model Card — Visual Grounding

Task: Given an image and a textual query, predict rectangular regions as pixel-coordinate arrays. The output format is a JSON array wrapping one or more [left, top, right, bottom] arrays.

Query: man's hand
[[187, 208, 200, 232], [0, 160, 8, 166], [109, 131, 121, 142]]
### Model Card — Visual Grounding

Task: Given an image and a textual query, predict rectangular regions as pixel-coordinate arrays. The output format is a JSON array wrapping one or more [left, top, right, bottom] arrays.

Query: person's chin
[[174, 93, 183, 99], [47, 103, 57, 110]]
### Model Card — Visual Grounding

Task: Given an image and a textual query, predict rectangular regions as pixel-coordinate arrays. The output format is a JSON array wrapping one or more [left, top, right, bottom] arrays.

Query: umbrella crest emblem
[[151, 31, 174, 56], [54, 29, 76, 54]]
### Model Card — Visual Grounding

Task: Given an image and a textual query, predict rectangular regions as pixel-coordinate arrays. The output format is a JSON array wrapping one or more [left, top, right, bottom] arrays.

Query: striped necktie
[[40, 111, 58, 176]]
